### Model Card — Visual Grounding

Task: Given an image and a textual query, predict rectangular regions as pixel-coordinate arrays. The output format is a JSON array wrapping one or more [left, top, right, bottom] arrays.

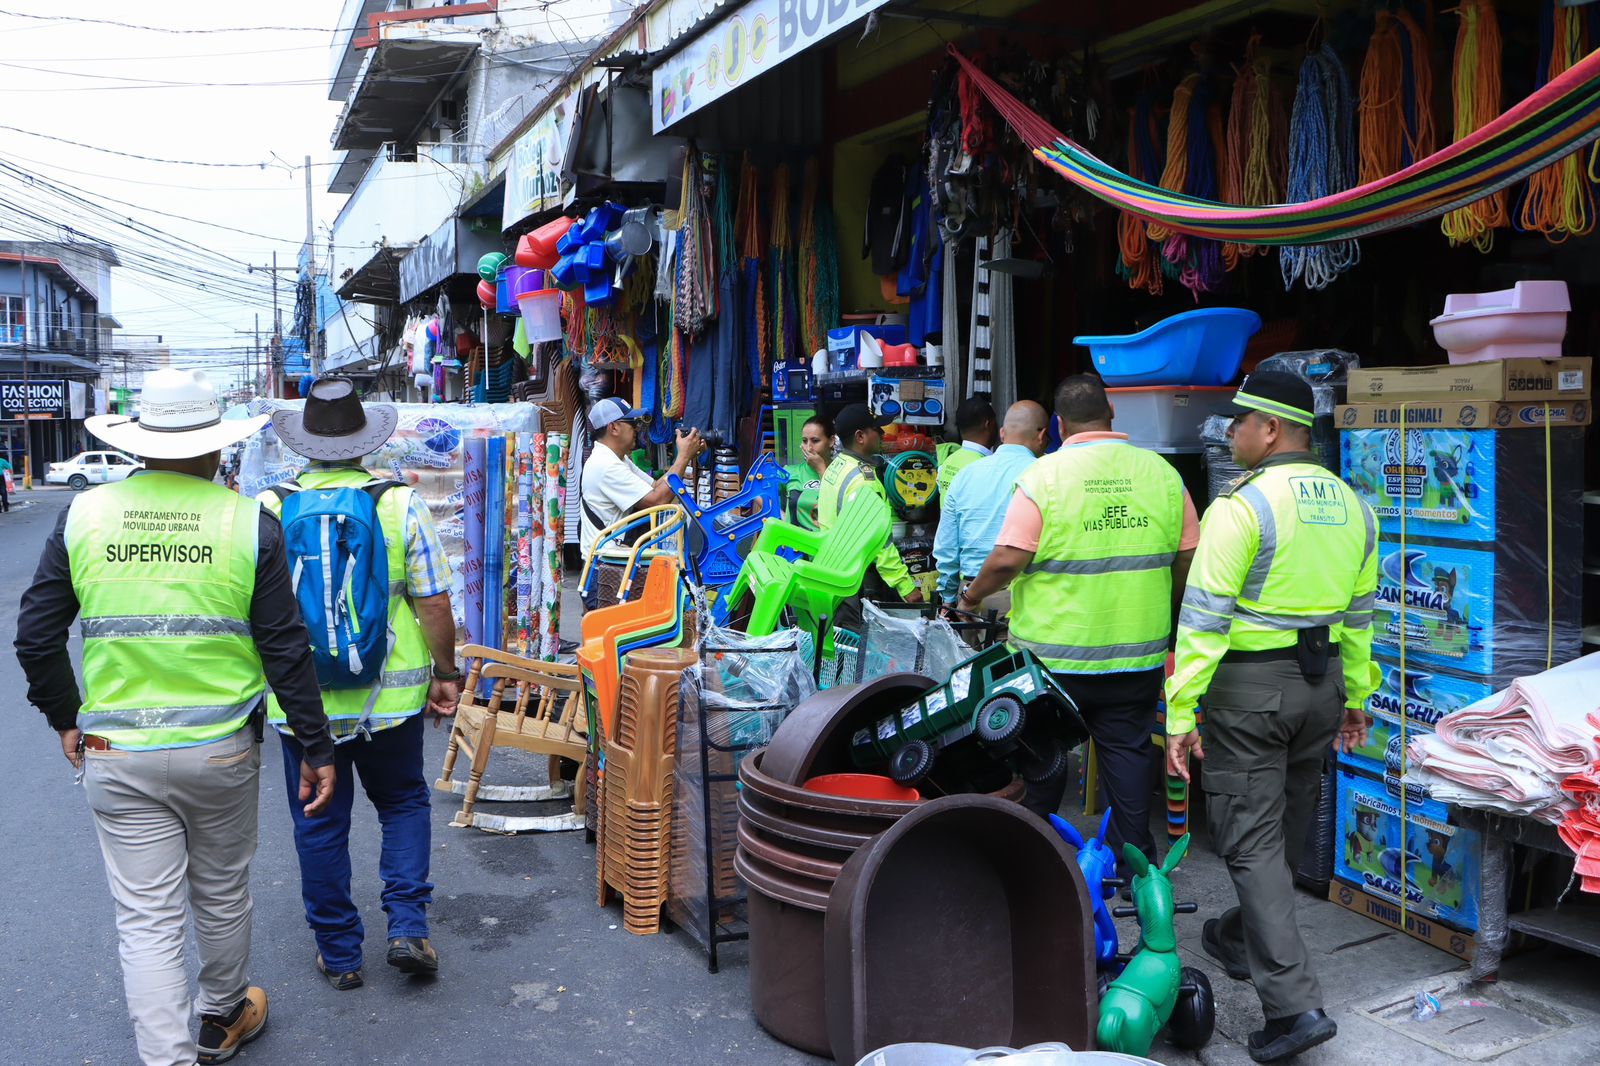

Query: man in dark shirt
[[14, 367, 335, 1066]]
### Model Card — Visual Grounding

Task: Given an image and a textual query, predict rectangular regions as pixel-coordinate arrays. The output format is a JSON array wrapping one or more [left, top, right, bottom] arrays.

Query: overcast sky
[[0, 0, 622, 390]]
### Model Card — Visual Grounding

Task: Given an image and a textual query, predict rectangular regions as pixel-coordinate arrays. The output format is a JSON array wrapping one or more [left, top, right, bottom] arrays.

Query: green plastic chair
[[725, 490, 892, 650]]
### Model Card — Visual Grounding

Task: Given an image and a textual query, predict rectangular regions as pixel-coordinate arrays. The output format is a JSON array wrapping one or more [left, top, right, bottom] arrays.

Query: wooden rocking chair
[[435, 644, 588, 833]]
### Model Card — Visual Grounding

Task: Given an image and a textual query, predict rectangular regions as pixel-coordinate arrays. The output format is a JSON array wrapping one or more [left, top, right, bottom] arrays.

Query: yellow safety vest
[[937, 443, 984, 500], [816, 451, 913, 597], [1166, 455, 1380, 733], [259, 467, 432, 736], [1008, 439, 1184, 673], [66, 472, 263, 750]]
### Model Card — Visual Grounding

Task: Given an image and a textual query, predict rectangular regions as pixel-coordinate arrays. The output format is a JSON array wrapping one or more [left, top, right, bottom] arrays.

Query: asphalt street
[[0, 489, 812, 1066]]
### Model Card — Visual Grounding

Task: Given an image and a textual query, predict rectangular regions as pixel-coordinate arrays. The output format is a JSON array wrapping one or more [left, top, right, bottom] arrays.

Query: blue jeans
[[277, 713, 433, 971]]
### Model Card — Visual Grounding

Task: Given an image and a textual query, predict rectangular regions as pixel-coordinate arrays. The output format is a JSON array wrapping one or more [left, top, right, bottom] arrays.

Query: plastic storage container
[[517, 288, 563, 342], [1106, 386, 1236, 453], [1429, 280, 1569, 364], [1074, 307, 1261, 386]]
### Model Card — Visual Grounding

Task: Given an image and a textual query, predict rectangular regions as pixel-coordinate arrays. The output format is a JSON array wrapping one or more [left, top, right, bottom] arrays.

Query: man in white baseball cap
[[577, 396, 703, 564], [15, 367, 336, 1066]]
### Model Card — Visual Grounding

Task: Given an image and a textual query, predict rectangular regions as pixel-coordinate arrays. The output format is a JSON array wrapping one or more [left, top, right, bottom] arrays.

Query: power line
[[0, 124, 303, 169]]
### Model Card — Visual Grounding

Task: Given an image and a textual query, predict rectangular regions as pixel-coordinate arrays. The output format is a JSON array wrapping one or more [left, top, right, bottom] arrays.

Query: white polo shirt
[[579, 444, 655, 557]]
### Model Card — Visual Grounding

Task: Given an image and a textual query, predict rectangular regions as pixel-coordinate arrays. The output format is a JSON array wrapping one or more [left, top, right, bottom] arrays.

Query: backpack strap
[[267, 479, 302, 502], [359, 478, 405, 506]]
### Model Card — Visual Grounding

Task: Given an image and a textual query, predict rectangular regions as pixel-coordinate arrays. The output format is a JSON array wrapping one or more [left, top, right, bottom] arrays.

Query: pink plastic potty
[[1429, 280, 1569, 364]]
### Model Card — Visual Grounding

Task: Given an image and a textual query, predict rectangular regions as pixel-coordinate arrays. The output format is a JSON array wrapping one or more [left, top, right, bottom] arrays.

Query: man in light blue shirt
[[933, 400, 1048, 605]]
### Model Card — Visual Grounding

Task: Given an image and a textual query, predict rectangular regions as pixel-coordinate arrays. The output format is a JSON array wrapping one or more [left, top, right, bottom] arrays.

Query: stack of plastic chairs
[[667, 453, 787, 626], [723, 490, 891, 657], [578, 504, 687, 612], [597, 646, 699, 934]]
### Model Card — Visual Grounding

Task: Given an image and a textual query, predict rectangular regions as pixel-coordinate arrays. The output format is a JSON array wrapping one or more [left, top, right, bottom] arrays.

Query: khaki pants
[[83, 726, 261, 1066], [1201, 659, 1342, 1020]]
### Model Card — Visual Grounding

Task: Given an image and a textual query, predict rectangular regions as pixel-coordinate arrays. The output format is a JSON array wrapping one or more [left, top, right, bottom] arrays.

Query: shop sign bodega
[[652, 0, 893, 132], [502, 96, 570, 230]]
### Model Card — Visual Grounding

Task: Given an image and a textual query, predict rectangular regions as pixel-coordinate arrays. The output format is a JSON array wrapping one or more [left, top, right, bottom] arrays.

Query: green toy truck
[[849, 645, 1089, 789]]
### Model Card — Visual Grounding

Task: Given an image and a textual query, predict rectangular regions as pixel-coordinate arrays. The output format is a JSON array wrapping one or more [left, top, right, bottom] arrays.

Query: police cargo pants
[[83, 727, 260, 1066], [1201, 659, 1341, 1020]]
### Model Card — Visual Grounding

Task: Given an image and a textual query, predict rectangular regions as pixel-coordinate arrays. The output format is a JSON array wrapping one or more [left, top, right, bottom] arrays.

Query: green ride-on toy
[[848, 645, 1089, 791]]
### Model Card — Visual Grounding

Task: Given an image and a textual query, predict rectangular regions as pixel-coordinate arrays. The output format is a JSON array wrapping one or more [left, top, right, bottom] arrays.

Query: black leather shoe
[[1201, 918, 1252, 981], [1248, 1009, 1337, 1063]]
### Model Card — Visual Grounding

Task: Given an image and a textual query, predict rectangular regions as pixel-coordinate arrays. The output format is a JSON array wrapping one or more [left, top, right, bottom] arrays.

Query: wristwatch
[[432, 664, 464, 681]]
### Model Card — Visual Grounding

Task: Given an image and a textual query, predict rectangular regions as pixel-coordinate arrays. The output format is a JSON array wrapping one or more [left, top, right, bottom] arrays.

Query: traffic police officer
[[959, 375, 1198, 856], [816, 403, 922, 604], [1166, 370, 1377, 1065]]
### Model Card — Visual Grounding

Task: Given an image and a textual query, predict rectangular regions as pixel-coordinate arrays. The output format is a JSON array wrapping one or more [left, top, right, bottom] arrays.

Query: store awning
[[335, 244, 410, 304], [650, 0, 894, 134], [398, 216, 502, 304], [457, 172, 506, 221], [331, 37, 478, 152]]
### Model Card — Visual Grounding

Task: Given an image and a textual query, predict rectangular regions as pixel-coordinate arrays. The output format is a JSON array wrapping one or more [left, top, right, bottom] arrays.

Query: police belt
[[1221, 642, 1340, 665]]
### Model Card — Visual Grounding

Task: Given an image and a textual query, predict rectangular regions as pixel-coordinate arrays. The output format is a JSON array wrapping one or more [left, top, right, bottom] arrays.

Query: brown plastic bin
[[822, 795, 1098, 1064], [736, 846, 834, 1057], [758, 673, 934, 785]]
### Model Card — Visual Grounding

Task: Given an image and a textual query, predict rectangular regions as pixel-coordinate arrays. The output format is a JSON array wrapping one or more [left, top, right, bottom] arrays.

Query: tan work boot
[[386, 936, 439, 975], [196, 986, 268, 1064]]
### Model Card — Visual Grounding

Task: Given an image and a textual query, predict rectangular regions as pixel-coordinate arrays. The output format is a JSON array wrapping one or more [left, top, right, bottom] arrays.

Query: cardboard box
[[1327, 878, 1476, 961], [1340, 658, 1496, 780], [1372, 535, 1583, 681], [1340, 423, 1588, 543], [1334, 767, 1482, 934], [1335, 399, 1591, 430], [1348, 357, 1590, 402], [869, 375, 945, 426]]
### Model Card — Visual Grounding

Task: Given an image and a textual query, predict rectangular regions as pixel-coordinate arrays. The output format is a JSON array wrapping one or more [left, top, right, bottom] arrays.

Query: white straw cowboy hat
[[85, 368, 268, 460], [269, 376, 397, 461]]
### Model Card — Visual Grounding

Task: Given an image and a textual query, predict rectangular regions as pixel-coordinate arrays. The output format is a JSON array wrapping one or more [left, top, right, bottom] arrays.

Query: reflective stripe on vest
[[259, 468, 432, 734], [1184, 462, 1375, 651], [67, 473, 263, 750], [1008, 440, 1183, 673]]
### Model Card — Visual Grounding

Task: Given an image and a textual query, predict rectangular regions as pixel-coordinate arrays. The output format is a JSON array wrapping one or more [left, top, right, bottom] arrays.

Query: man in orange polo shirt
[[958, 375, 1199, 860]]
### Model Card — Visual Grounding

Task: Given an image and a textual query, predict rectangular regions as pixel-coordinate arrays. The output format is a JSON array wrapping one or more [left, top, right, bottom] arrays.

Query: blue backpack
[[271, 478, 402, 689]]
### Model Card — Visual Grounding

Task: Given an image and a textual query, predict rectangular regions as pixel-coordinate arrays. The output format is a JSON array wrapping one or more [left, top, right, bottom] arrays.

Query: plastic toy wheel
[[888, 739, 935, 787], [1167, 965, 1216, 1050], [1022, 739, 1069, 784], [976, 696, 1026, 751]]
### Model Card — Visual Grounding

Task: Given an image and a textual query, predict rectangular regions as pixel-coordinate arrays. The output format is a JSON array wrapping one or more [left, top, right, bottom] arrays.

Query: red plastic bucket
[[802, 773, 920, 803]]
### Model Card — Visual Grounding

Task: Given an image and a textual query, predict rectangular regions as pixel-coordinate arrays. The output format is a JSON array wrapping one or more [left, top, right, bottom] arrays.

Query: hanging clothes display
[[898, 170, 943, 347], [736, 155, 767, 418], [967, 235, 994, 397], [769, 164, 799, 373]]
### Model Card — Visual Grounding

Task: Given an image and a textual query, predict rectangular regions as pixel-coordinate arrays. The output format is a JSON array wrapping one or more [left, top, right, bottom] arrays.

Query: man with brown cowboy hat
[[259, 376, 460, 990], [16, 367, 337, 1065]]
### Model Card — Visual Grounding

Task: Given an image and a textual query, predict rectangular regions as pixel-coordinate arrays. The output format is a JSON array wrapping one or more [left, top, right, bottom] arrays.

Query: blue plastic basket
[[1074, 307, 1261, 386]]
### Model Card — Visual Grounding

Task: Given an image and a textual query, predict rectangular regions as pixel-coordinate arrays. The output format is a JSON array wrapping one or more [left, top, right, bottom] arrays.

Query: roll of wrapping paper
[[541, 433, 567, 659], [484, 436, 507, 655], [462, 435, 488, 649], [515, 433, 536, 656], [526, 432, 547, 657]]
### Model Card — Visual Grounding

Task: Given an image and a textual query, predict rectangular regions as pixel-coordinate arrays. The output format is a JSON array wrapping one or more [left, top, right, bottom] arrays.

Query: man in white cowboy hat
[[259, 376, 460, 990], [15, 367, 337, 1066]]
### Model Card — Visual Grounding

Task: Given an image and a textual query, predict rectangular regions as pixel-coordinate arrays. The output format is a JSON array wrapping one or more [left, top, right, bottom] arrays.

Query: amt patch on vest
[[1289, 476, 1349, 525], [105, 543, 216, 564]]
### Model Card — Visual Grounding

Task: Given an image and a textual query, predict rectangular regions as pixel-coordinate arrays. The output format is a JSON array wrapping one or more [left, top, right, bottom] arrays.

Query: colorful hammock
[[949, 45, 1600, 245]]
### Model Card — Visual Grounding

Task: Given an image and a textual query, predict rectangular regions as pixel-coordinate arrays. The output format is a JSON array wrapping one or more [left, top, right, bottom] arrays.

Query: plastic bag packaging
[[1199, 415, 1246, 503], [668, 625, 816, 955], [1256, 349, 1360, 470], [1411, 990, 1442, 1022], [859, 600, 973, 684]]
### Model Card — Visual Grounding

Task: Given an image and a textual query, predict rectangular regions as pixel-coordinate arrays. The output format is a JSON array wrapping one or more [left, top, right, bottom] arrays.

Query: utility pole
[[247, 257, 296, 400], [305, 154, 321, 375], [17, 252, 33, 489]]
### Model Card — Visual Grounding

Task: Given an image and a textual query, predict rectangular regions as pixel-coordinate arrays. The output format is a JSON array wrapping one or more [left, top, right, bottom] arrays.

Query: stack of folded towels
[[1406, 653, 1600, 891]]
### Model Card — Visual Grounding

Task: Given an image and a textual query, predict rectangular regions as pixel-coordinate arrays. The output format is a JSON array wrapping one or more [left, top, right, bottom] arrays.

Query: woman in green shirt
[[783, 415, 833, 530]]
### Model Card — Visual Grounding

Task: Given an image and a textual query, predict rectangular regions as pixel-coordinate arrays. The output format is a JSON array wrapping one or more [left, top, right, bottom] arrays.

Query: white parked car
[[46, 450, 144, 490]]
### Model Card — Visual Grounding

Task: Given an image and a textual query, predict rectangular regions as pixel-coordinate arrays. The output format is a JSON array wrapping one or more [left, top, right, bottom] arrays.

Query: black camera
[[689, 427, 727, 450]]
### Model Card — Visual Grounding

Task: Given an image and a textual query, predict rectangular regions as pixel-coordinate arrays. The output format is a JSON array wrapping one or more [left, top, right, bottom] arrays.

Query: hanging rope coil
[[1148, 74, 1228, 297], [1281, 45, 1361, 291], [1117, 93, 1166, 294], [797, 158, 839, 359], [1359, 11, 1436, 187], [1223, 36, 1287, 267], [1515, 0, 1594, 242], [769, 164, 798, 369], [1442, 0, 1508, 250], [736, 154, 769, 376], [673, 147, 715, 338]]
